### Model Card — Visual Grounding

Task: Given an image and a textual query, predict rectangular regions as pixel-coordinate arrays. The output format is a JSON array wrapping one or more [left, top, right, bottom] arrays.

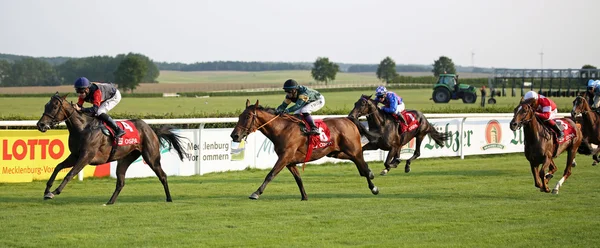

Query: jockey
[[586, 79, 596, 108], [523, 90, 563, 139], [73, 77, 125, 138], [592, 80, 600, 110], [275, 79, 325, 135], [374, 86, 407, 125]]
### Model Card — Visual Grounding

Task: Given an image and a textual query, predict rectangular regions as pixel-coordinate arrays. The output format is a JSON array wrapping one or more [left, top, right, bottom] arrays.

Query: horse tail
[[347, 117, 381, 142], [423, 119, 450, 147], [153, 125, 188, 161]]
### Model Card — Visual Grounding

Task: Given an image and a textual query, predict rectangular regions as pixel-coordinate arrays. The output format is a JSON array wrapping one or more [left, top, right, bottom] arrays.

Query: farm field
[[0, 70, 490, 94], [1, 153, 599, 247], [0, 88, 582, 120]]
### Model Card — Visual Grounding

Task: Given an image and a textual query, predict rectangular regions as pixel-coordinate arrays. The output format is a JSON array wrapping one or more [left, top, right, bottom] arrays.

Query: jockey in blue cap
[[73, 77, 125, 138], [374, 86, 407, 125], [276, 79, 325, 135]]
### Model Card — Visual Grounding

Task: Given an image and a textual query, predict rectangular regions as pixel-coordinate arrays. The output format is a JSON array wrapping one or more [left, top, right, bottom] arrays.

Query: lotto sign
[[0, 130, 72, 182]]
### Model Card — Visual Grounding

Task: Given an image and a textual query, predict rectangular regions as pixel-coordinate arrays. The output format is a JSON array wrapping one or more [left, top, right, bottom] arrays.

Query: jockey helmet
[[523, 91, 539, 100], [283, 79, 298, 90], [588, 79, 596, 88], [375, 86, 387, 97], [74, 77, 91, 89]]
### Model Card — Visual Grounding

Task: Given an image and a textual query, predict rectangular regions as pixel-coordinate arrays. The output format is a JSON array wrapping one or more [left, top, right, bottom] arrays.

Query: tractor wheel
[[462, 92, 477, 104], [432, 88, 451, 103], [488, 98, 496, 104]]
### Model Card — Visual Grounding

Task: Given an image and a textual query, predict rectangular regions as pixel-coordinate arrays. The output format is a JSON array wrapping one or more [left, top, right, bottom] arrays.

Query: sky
[[1, 0, 598, 69]]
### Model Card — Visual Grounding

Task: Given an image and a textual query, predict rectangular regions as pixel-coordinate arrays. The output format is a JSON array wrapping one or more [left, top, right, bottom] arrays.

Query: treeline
[[156, 61, 311, 71], [0, 53, 159, 87]]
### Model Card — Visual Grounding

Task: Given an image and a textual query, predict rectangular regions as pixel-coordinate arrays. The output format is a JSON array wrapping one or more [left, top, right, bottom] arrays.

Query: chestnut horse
[[348, 95, 449, 175], [509, 99, 581, 194], [230, 100, 381, 200], [36, 93, 187, 205], [571, 95, 600, 165]]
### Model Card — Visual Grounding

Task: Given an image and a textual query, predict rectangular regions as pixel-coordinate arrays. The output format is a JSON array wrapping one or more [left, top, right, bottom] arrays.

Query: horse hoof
[[249, 193, 259, 200], [551, 189, 559, 194], [545, 174, 554, 180], [44, 193, 54, 200], [380, 169, 388, 176], [405, 166, 411, 173], [593, 162, 597, 166], [572, 162, 577, 167], [371, 186, 379, 195]]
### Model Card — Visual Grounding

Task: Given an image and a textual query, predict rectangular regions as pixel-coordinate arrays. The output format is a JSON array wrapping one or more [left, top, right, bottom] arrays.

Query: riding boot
[[551, 123, 564, 139], [303, 113, 320, 135], [98, 113, 125, 138]]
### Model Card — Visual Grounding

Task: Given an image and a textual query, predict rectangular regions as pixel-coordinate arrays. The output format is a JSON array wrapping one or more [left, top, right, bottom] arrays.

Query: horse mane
[[252, 105, 277, 115]]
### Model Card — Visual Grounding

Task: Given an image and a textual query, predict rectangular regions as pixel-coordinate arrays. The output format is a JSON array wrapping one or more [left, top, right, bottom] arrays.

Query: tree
[[5, 58, 60, 86], [376, 57, 398, 85], [113, 54, 148, 93], [0, 60, 11, 86], [311, 57, 339, 86], [432, 56, 456, 77], [582, 64, 597, 70]]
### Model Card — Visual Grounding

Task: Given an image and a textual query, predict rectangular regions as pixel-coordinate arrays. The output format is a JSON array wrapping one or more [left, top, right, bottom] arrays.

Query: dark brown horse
[[36, 93, 187, 205], [509, 99, 581, 194], [348, 95, 449, 175], [230, 100, 381, 200], [571, 95, 600, 165]]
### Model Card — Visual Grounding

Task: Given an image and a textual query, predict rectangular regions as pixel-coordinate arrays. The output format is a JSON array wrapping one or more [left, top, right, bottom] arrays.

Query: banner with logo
[[0, 130, 105, 183]]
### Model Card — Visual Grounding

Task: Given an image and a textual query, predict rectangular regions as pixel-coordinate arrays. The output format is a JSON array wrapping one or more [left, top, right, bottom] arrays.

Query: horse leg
[[552, 149, 576, 194], [106, 152, 141, 205], [51, 153, 95, 197], [44, 154, 77, 200], [592, 147, 600, 166], [250, 158, 291, 200], [345, 151, 378, 195], [538, 158, 552, 193], [529, 161, 541, 189], [381, 148, 399, 176], [286, 165, 307, 200], [334, 142, 378, 177], [404, 135, 425, 173], [141, 148, 172, 203]]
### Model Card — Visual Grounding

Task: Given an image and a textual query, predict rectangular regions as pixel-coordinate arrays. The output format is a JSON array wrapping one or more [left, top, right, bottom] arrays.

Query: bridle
[[43, 95, 76, 126], [573, 96, 595, 115], [234, 108, 279, 140], [512, 103, 535, 129]]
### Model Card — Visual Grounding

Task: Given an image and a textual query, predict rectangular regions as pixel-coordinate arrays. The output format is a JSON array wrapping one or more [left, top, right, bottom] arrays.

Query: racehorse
[[230, 100, 381, 200], [36, 93, 187, 205], [348, 95, 449, 175], [509, 98, 582, 194], [571, 95, 600, 165]]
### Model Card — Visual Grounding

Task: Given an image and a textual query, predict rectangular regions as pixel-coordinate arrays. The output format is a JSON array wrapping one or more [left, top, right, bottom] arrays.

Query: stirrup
[[114, 129, 125, 138]]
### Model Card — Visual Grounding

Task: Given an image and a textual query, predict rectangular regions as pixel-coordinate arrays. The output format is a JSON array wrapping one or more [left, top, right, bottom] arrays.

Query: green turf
[[0, 89, 577, 120], [1, 153, 598, 247]]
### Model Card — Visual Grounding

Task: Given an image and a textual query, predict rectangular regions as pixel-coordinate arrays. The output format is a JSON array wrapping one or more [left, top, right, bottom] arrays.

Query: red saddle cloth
[[550, 118, 577, 157], [302, 119, 334, 169], [554, 118, 576, 145], [103, 120, 141, 146], [394, 111, 419, 133]]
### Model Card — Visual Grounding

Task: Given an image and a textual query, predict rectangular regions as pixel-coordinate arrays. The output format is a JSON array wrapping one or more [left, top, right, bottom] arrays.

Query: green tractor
[[431, 74, 478, 103]]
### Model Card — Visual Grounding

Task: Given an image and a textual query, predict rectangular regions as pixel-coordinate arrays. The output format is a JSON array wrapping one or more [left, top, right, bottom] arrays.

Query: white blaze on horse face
[[517, 106, 522, 113]]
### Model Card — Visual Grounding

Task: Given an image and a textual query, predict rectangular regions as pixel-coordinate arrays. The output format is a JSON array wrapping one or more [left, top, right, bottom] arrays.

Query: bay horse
[[36, 93, 187, 205], [348, 95, 449, 175], [571, 95, 600, 165], [509, 98, 582, 194], [230, 100, 381, 200]]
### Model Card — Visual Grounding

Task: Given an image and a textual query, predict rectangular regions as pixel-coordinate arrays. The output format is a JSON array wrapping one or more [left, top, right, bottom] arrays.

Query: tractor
[[431, 74, 478, 103]]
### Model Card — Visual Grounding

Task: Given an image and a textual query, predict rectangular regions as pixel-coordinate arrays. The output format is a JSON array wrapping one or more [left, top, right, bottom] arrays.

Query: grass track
[[1, 153, 599, 247]]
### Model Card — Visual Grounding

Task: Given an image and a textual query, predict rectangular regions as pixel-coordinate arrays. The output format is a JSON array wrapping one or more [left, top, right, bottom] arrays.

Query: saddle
[[391, 111, 418, 133]]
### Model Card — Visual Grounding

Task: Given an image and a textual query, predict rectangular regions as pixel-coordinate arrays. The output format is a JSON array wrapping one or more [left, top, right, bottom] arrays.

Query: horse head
[[571, 95, 589, 118], [509, 101, 536, 131], [37, 92, 76, 132], [348, 94, 375, 119]]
